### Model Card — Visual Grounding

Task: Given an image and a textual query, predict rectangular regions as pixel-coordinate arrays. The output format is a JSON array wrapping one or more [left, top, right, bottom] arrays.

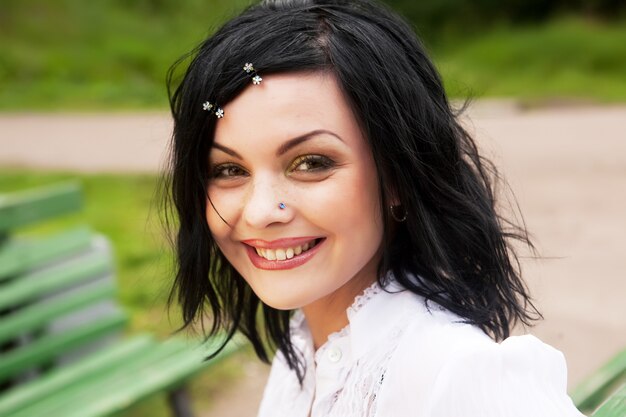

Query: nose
[[241, 174, 293, 229]]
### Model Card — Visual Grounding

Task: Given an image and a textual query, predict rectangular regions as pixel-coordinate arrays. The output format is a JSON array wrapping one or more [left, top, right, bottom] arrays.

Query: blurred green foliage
[[0, 0, 625, 109]]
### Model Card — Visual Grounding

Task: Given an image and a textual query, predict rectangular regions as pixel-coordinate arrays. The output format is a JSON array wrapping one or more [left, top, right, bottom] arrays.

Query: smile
[[242, 237, 326, 270], [254, 238, 318, 261]]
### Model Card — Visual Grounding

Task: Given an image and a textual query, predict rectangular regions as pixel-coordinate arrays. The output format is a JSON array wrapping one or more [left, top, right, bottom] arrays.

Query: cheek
[[205, 183, 248, 239], [205, 191, 234, 248], [340, 159, 384, 250], [344, 172, 383, 245], [303, 164, 383, 244]]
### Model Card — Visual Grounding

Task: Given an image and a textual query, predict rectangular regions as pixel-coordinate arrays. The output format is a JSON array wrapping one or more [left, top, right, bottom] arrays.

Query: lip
[[241, 236, 321, 249], [243, 238, 326, 270]]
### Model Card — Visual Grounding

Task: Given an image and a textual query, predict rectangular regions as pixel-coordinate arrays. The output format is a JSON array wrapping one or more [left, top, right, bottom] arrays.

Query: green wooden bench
[[571, 346, 626, 416], [0, 183, 243, 417], [589, 383, 625, 417]]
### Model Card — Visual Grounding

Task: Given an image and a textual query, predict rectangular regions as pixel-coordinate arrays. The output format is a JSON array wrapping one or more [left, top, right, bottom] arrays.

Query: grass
[[435, 17, 626, 104], [0, 0, 625, 110], [0, 169, 251, 417]]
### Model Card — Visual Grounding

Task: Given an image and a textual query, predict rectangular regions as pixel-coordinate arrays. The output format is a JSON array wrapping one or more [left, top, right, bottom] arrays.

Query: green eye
[[291, 155, 334, 172]]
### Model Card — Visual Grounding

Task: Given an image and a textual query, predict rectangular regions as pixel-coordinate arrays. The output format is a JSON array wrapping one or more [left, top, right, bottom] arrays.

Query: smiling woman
[[163, 1, 586, 416]]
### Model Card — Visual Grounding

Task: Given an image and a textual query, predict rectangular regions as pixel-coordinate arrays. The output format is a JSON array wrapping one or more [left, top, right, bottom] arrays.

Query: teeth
[[254, 239, 317, 261]]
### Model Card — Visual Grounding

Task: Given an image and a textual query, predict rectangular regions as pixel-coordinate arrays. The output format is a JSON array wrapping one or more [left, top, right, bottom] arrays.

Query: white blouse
[[257, 277, 587, 417]]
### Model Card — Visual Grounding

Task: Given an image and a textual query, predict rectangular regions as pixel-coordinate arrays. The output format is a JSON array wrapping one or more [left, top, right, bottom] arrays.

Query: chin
[[250, 283, 317, 311], [255, 292, 307, 311]]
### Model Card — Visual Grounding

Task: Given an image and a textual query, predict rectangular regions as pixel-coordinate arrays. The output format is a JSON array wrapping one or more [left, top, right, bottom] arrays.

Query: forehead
[[213, 72, 363, 147]]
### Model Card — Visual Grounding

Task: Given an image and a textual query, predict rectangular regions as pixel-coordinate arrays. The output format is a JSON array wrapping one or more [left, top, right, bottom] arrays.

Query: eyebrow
[[211, 129, 344, 159]]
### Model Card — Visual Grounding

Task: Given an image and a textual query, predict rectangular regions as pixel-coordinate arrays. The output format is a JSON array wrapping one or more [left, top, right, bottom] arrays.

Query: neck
[[302, 274, 378, 351]]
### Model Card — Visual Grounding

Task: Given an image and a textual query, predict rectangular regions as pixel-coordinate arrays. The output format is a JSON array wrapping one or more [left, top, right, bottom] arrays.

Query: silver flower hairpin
[[243, 62, 262, 85], [201, 63, 262, 117], [202, 101, 224, 118]]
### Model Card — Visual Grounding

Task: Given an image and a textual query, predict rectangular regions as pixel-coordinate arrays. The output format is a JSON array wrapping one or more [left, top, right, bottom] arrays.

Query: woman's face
[[207, 72, 384, 311]]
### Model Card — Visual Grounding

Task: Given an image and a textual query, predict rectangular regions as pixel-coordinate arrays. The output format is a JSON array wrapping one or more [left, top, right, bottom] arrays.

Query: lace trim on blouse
[[348, 279, 383, 317], [303, 279, 411, 417], [314, 279, 383, 359]]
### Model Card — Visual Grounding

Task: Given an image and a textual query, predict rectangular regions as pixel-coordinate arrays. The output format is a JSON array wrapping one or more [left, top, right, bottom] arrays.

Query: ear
[[388, 186, 401, 207], [382, 173, 401, 207]]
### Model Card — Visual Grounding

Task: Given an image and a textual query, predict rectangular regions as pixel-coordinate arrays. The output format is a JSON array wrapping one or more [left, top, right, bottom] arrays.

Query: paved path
[[2, 103, 625, 415], [0, 112, 171, 173]]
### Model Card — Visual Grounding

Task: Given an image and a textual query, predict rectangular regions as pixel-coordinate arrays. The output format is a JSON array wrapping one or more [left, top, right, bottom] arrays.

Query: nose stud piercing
[[278, 202, 286, 210]]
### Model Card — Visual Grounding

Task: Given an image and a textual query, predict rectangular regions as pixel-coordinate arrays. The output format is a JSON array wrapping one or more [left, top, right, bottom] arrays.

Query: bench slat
[[0, 252, 111, 310], [0, 228, 93, 282], [12, 335, 244, 417], [0, 311, 127, 384], [0, 183, 82, 233], [0, 335, 155, 416], [572, 348, 626, 411], [591, 384, 626, 417], [64, 336, 245, 417], [9, 337, 193, 417], [0, 280, 115, 344]]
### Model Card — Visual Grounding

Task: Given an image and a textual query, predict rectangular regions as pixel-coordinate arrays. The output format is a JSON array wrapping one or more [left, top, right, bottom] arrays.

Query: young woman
[[164, 0, 586, 415]]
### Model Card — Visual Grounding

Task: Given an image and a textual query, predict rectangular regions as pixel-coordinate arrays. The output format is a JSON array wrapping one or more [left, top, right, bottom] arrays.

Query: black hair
[[163, 0, 541, 385]]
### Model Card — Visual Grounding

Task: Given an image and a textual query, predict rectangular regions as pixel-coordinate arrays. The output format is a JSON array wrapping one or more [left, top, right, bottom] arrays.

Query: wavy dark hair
[[163, 0, 541, 384]]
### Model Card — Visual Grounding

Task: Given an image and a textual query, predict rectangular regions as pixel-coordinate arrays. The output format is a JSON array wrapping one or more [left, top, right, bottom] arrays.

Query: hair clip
[[243, 62, 262, 85], [202, 101, 224, 118]]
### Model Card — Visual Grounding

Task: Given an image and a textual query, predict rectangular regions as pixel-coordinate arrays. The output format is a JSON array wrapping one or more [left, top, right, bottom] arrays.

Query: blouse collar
[[289, 275, 416, 363]]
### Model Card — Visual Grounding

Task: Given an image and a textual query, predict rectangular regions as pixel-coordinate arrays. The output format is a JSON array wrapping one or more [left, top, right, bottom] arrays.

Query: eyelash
[[209, 155, 335, 179], [210, 164, 247, 179], [290, 155, 335, 172]]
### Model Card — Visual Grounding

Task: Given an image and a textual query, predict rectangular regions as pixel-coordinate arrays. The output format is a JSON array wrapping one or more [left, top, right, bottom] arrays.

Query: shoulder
[[424, 334, 586, 416], [379, 292, 586, 416], [389, 290, 499, 363]]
